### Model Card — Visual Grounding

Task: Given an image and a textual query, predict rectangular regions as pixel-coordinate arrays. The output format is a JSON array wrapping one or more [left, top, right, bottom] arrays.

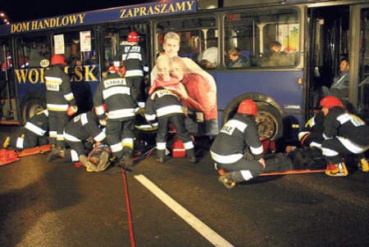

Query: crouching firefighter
[[3, 109, 49, 150], [94, 65, 137, 169], [319, 96, 369, 176], [210, 99, 266, 189], [48, 111, 108, 172]]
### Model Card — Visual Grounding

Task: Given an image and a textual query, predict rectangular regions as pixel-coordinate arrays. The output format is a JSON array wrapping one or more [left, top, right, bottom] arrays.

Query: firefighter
[[145, 57, 196, 164], [115, 31, 149, 104], [48, 111, 107, 172], [3, 109, 49, 150], [44, 54, 77, 152], [319, 96, 369, 176], [210, 99, 266, 189], [93, 66, 137, 169]]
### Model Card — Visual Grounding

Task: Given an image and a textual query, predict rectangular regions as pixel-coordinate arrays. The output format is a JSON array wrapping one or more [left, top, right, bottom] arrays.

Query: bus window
[[103, 31, 120, 73], [156, 16, 218, 70], [224, 8, 299, 68], [53, 30, 98, 114], [15, 36, 49, 68], [1, 40, 14, 98], [0, 43, 12, 72], [52, 30, 97, 67]]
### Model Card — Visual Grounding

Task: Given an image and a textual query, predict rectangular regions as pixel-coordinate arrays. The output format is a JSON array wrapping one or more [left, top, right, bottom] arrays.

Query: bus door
[[307, 4, 350, 110], [308, 3, 369, 123], [101, 22, 151, 97], [0, 38, 17, 124], [357, 5, 369, 123], [100, 22, 151, 129]]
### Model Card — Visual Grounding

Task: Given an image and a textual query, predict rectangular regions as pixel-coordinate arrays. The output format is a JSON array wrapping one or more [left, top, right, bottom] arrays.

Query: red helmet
[[319, 96, 343, 109], [237, 99, 257, 117], [108, 66, 120, 73], [51, 55, 66, 66], [127, 31, 139, 43]]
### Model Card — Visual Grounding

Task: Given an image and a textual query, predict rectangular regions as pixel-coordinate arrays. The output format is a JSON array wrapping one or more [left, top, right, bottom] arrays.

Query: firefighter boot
[[218, 171, 246, 189], [79, 155, 97, 172], [218, 173, 236, 189], [357, 157, 369, 172], [123, 151, 133, 170], [3, 136, 10, 148], [156, 149, 165, 163], [48, 147, 63, 162], [325, 162, 349, 177], [186, 148, 197, 163]]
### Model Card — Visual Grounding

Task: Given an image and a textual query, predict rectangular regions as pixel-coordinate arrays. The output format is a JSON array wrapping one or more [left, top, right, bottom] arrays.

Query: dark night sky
[[1, 0, 152, 23]]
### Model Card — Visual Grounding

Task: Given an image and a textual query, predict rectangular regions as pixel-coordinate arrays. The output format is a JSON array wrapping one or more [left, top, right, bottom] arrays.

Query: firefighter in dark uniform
[[298, 110, 326, 149], [145, 86, 196, 163], [94, 65, 137, 168], [44, 54, 77, 151], [48, 111, 107, 172], [115, 31, 149, 104], [210, 99, 266, 189], [320, 96, 369, 176], [3, 109, 49, 150]]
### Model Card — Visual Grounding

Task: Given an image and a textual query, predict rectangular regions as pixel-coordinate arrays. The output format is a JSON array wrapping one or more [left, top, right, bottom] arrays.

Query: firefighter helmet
[[237, 99, 258, 117], [127, 31, 139, 43], [108, 66, 120, 73], [51, 54, 67, 66], [319, 96, 343, 109]]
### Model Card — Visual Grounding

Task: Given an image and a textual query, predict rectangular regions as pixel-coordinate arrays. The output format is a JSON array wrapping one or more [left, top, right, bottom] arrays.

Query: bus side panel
[[212, 70, 304, 140]]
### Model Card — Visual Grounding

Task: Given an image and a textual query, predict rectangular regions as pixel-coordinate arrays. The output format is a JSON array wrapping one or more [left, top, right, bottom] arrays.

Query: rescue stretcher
[[0, 144, 51, 166]]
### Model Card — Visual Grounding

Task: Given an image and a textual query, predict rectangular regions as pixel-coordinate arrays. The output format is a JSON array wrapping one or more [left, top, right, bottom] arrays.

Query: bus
[[1, 0, 369, 147]]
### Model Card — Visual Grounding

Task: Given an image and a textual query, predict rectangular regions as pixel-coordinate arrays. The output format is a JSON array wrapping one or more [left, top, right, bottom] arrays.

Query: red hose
[[121, 167, 136, 247]]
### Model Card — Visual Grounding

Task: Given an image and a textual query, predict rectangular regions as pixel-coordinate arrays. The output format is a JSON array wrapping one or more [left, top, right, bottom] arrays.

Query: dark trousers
[[156, 114, 192, 145], [49, 110, 68, 147], [10, 129, 48, 149], [218, 158, 264, 180], [129, 76, 145, 102], [106, 119, 135, 158]]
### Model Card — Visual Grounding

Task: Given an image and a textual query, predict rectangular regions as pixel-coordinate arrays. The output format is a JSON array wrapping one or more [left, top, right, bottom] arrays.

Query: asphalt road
[[1, 126, 369, 247]]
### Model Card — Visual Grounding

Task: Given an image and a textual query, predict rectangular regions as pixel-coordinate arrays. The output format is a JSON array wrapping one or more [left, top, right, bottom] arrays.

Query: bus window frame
[[223, 6, 301, 69], [153, 13, 219, 65]]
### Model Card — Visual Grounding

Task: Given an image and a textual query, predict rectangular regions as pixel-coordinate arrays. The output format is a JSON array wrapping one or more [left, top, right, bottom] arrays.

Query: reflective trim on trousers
[[210, 151, 243, 164], [16, 137, 24, 149], [25, 122, 46, 136], [338, 136, 369, 154]]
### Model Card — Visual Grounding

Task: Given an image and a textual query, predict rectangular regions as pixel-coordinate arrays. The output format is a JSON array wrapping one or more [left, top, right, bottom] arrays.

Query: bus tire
[[22, 98, 45, 124], [223, 103, 283, 141], [256, 104, 283, 141]]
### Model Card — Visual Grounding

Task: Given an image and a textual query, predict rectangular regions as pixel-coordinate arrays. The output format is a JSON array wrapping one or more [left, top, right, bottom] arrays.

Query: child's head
[[228, 47, 241, 62], [270, 41, 282, 53], [155, 54, 171, 81], [170, 56, 186, 81]]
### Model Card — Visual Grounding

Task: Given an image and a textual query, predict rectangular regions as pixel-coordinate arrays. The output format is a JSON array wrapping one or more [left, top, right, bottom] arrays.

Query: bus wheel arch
[[222, 93, 284, 141], [21, 93, 46, 125]]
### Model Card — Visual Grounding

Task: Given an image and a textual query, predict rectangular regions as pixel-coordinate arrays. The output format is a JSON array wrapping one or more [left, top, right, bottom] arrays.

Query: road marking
[[134, 174, 234, 247]]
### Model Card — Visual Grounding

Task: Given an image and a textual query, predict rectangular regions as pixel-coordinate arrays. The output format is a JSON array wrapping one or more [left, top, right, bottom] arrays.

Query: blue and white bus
[[1, 0, 368, 146]]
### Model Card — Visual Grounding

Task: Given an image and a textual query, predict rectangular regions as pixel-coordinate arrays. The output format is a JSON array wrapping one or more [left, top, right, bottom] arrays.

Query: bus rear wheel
[[255, 104, 283, 141], [223, 103, 283, 141], [22, 99, 45, 124]]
